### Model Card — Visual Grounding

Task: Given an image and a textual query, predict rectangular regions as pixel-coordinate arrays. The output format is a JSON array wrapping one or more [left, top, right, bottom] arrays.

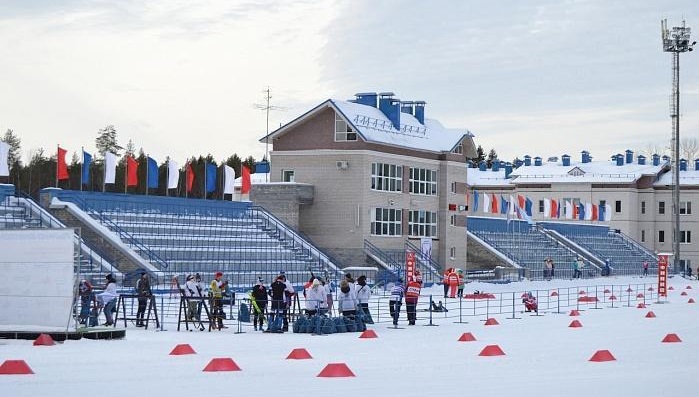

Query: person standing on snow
[[97, 273, 118, 326], [135, 272, 152, 327], [209, 272, 227, 330], [250, 277, 268, 331], [355, 275, 373, 323], [389, 279, 404, 326], [447, 268, 459, 298], [405, 277, 421, 325]]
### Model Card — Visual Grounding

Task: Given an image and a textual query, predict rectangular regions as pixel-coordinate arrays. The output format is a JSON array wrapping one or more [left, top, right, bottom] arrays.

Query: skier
[[135, 272, 152, 327], [209, 272, 227, 330], [389, 279, 404, 326], [405, 277, 421, 325], [249, 278, 268, 331]]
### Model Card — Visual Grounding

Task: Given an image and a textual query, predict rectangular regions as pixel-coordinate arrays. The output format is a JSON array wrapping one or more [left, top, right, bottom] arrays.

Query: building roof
[[654, 168, 699, 187], [260, 98, 473, 154]]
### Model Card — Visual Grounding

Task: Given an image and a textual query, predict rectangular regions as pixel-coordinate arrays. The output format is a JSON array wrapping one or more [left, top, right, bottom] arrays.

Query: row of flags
[[472, 191, 613, 222], [1, 145, 252, 195]]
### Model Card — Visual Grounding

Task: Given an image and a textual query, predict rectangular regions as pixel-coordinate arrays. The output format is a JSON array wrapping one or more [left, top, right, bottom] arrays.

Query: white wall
[[0, 229, 75, 331]]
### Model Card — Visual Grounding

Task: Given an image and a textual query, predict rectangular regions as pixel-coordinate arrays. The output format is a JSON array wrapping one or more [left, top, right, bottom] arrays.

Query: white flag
[[167, 160, 179, 189], [0, 141, 9, 176], [482, 192, 491, 213], [543, 198, 551, 219], [564, 200, 573, 220], [104, 152, 117, 184], [604, 204, 613, 222], [584, 202, 593, 221], [223, 165, 236, 194]]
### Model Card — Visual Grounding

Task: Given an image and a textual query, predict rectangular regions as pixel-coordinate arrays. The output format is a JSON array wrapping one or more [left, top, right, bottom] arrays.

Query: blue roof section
[[260, 97, 473, 153]]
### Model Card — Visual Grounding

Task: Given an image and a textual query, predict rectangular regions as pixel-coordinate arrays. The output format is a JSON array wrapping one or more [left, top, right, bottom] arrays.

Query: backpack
[[355, 314, 366, 332], [344, 316, 357, 332], [293, 316, 308, 333], [334, 316, 347, 333], [321, 316, 336, 334]]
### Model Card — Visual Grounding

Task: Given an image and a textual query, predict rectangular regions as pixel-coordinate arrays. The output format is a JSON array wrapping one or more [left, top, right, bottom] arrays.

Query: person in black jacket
[[135, 272, 152, 327], [250, 278, 268, 331], [268, 276, 287, 332]]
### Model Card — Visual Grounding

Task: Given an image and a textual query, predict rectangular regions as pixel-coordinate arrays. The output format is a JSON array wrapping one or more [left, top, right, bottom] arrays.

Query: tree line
[[1, 126, 259, 200]]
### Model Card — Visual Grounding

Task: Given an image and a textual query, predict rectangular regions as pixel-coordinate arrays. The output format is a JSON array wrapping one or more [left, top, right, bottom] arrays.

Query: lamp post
[[661, 19, 695, 273]]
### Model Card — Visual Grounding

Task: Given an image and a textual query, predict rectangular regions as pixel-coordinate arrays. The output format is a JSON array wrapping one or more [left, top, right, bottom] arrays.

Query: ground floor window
[[371, 208, 402, 236], [408, 210, 437, 237]]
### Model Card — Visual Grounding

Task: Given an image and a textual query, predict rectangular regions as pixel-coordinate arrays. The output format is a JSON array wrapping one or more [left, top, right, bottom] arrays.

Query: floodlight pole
[[661, 19, 695, 273]]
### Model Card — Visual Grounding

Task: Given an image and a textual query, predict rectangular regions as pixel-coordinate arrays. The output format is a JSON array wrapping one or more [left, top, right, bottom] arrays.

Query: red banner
[[658, 254, 669, 297], [406, 250, 415, 282], [56, 146, 69, 181], [126, 156, 138, 187]]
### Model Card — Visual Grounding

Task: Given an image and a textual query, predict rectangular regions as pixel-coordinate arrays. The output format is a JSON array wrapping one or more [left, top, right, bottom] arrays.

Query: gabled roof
[[260, 98, 473, 153]]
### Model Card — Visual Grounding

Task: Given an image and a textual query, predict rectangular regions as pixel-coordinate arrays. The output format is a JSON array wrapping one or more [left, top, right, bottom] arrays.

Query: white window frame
[[409, 167, 437, 196], [680, 201, 692, 215], [408, 210, 437, 237], [281, 169, 295, 182], [449, 247, 456, 259], [370, 208, 402, 236], [371, 163, 402, 192], [335, 113, 357, 142], [680, 230, 692, 244]]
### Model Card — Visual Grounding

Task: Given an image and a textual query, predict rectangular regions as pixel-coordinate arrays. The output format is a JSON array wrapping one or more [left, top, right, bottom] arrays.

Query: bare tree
[[681, 137, 698, 161], [640, 142, 667, 158]]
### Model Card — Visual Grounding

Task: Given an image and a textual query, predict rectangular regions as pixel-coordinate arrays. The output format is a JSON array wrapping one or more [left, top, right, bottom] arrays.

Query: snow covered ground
[[2, 275, 698, 397]]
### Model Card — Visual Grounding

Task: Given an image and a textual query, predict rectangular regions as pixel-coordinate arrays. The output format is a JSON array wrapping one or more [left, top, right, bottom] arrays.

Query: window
[[408, 210, 437, 237], [281, 170, 295, 182], [680, 201, 692, 215], [641, 230, 645, 243], [538, 200, 545, 213], [641, 201, 646, 214], [449, 247, 456, 259], [371, 163, 402, 192], [335, 113, 357, 141], [659, 201, 665, 214], [680, 230, 692, 244], [371, 208, 402, 236], [615, 200, 622, 213], [659, 230, 665, 243], [409, 167, 437, 195]]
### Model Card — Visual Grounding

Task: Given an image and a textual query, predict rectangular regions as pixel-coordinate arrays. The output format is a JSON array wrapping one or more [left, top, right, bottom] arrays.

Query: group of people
[[442, 268, 465, 298], [389, 274, 422, 326]]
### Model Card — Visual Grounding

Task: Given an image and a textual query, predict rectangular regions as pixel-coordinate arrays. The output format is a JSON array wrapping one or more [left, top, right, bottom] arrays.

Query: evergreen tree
[[95, 125, 123, 157], [475, 145, 485, 164], [242, 156, 256, 173], [2, 129, 22, 166], [486, 148, 498, 168]]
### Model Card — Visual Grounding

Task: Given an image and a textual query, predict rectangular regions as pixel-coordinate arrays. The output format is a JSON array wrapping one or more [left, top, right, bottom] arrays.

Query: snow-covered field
[[2, 275, 697, 397]]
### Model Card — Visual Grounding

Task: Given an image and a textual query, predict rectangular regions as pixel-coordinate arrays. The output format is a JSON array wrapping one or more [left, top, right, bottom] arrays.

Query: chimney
[[379, 92, 401, 130], [534, 156, 542, 166], [637, 155, 646, 165], [652, 154, 660, 166], [492, 160, 500, 172], [625, 149, 633, 164], [662, 155, 670, 162], [562, 154, 571, 167], [524, 155, 532, 166], [680, 159, 687, 171], [581, 150, 590, 164], [400, 101, 414, 115], [479, 161, 487, 171], [414, 101, 426, 124], [514, 159, 523, 168], [616, 154, 624, 166], [353, 92, 378, 107], [505, 163, 513, 178]]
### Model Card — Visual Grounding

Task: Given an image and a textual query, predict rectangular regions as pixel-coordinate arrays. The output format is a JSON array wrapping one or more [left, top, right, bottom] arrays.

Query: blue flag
[[525, 198, 533, 217], [473, 190, 479, 212], [206, 163, 217, 193], [147, 157, 158, 189], [500, 196, 508, 214], [82, 151, 92, 184]]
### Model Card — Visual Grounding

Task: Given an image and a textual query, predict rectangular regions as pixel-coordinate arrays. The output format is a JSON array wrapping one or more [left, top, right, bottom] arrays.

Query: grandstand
[[539, 222, 657, 275], [41, 189, 342, 287]]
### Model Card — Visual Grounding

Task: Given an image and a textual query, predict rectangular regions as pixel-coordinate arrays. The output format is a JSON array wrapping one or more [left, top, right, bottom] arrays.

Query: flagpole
[[185, 161, 189, 198], [55, 144, 59, 188], [80, 147, 84, 192], [203, 161, 207, 199], [145, 154, 149, 196], [166, 159, 169, 197], [102, 153, 106, 193]]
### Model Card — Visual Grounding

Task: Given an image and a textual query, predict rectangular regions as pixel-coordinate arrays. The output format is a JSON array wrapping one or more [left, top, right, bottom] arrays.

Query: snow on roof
[[234, 172, 269, 187], [654, 168, 699, 186], [331, 99, 471, 152], [467, 157, 669, 187]]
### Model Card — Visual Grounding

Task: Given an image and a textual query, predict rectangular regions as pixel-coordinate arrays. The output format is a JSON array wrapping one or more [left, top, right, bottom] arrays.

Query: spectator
[[355, 275, 373, 323], [642, 261, 649, 277], [602, 260, 611, 277], [573, 257, 583, 279], [447, 268, 459, 298], [304, 278, 326, 317], [135, 272, 152, 327], [250, 278, 268, 331], [97, 273, 118, 326], [337, 279, 357, 319], [544, 257, 553, 280], [456, 269, 465, 298], [280, 272, 295, 332], [550, 258, 555, 278], [78, 279, 93, 325], [183, 274, 203, 323], [209, 272, 227, 330], [389, 279, 404, 326]]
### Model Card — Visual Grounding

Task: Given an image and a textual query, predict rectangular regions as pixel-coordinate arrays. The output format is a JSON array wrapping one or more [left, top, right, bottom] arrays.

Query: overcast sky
[[1, 0, 698, 165]]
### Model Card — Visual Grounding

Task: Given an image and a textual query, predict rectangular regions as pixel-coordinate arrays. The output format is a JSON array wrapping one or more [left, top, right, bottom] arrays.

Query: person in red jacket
[[404, 277, 421, 325], [447, 269, 459, 298], [442, 268, 452, 298]]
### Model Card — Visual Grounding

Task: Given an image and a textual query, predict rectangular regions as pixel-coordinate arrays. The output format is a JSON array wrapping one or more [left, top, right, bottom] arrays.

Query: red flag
[[57, 146, 69, 180], [551, 199, 559, 218], [490, 194, 498, 213], [126, 156, 138, 186], [591, 204, 599, 221], [241, 166, 251, 194], [186, 162, 194, 193]]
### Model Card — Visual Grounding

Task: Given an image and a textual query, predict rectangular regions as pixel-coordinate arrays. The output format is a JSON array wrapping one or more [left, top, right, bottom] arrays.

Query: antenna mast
[[254, 87, 286, 182]]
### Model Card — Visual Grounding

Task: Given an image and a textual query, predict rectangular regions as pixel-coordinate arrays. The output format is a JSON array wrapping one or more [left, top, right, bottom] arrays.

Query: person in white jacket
[[96, 273, 118, 326], [355, 275, 372, 323], [305, 278, 327, 316], [337, 279, 357, 318]]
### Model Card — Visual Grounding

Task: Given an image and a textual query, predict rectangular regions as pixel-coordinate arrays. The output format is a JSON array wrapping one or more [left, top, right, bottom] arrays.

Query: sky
[[1, 1, 698, 165], [2, 275, 698, 396]]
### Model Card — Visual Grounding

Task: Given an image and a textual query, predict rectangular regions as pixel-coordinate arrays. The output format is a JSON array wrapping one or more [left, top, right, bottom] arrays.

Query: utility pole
[[254, 87, 286, 182], [661, 19, 695, 273]]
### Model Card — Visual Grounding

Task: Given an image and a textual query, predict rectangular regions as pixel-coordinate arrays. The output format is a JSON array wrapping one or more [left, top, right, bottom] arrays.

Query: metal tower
[[661, 19, 695, 272]]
